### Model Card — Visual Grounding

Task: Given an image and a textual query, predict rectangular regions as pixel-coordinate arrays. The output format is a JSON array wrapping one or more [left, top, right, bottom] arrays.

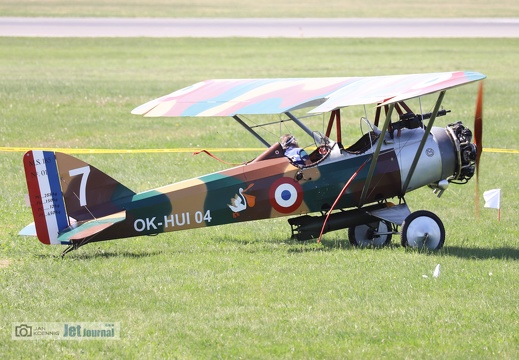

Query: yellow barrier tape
[[1, 147, 517, 154], [0, 147, 265, 154], [484, 148, 519, 154]]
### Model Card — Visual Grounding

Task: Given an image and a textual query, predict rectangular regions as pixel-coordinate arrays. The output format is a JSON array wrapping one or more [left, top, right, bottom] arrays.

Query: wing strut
[[401, 91, 446, 194], [284, 111, 322, 144], [359, 103, 395, 206], [325, 110, 342, 146], [232, 115, 270, 148]]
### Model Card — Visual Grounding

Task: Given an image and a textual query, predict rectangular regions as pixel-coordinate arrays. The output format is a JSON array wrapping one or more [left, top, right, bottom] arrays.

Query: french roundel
[[269, 177, 303, 213]]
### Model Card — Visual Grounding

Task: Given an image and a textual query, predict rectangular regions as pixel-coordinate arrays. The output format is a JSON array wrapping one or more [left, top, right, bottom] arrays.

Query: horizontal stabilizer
[[58, 211, 126, 243]]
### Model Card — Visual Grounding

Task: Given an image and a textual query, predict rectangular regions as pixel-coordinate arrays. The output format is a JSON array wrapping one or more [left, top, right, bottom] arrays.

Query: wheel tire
[[348, 220, 392, 248], [401, 210, 445, 250]]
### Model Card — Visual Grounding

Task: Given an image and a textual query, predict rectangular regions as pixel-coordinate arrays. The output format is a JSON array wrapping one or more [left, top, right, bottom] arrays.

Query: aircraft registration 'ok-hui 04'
[[20, 71, 485, 256]]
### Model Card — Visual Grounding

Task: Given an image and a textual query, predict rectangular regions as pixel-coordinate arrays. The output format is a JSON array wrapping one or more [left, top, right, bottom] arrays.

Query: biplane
[[20, 71, 485, 255]]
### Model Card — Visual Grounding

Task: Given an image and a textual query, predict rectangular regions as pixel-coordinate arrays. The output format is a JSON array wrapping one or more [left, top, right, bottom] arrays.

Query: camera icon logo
[[15, 324, 32, 337]]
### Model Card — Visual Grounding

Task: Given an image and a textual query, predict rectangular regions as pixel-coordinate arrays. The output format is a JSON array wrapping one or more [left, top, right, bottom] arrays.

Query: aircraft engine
[[446, 121, 477, 183], [431, 121, 477, 186]]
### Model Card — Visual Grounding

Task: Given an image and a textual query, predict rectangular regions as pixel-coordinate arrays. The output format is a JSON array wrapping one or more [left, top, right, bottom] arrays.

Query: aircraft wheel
[[401, 210, 445, 250], [348, 220, 392, 248]]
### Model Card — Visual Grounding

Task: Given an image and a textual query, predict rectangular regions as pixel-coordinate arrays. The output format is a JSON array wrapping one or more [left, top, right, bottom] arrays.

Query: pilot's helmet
[[280, 134, 297, 149]]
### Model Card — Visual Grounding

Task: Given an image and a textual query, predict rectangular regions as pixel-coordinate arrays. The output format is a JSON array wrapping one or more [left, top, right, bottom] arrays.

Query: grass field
[[1, 0, 519, 18], [1, 37, 519, 358]]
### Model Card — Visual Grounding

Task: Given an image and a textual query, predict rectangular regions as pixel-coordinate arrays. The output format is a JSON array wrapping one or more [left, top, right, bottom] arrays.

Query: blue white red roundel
[[269, 177, 303, 213]]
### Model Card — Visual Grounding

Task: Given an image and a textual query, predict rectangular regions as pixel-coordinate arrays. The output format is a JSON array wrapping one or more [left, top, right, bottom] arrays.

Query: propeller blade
[[474, 81, 483, 167], [474, 82, 483, 215]]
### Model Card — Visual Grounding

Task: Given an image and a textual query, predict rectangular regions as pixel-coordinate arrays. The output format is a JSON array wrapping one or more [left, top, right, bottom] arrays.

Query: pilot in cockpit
[[280, 134, 312, 166]]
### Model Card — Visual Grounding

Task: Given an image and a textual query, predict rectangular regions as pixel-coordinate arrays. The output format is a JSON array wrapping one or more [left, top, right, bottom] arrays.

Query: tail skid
[[22, 151, 135, 246]]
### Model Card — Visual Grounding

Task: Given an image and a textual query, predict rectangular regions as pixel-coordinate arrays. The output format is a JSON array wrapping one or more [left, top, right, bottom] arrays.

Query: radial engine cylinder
[[431, 121, 477, 184]]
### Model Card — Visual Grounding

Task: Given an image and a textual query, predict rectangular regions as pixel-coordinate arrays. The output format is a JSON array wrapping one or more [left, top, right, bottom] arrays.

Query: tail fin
[[23, 151, 69, 245], [23, 151, 135, 245]]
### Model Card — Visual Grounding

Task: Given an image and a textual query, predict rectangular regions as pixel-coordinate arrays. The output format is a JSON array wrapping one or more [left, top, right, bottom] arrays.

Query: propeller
[[473, 82, 483, 215]]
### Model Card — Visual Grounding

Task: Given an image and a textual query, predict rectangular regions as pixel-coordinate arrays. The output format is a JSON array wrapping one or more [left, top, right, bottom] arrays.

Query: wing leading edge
[[132, 71, 486, 117]]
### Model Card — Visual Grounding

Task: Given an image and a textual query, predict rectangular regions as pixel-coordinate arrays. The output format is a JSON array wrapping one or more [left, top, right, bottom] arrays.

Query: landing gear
[[348, 220, 393, 248], [401, 210, 445, 250]]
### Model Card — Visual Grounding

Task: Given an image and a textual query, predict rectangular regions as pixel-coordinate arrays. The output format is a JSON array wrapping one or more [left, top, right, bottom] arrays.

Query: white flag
[[483, 189, 501, 209]]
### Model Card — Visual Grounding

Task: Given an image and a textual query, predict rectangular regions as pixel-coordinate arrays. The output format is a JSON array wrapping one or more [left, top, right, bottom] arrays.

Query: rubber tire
[[401, 210, 445, 250], [348, 220, 392, 248]]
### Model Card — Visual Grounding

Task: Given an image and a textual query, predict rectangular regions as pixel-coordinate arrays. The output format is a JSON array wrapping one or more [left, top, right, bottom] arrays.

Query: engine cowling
[[429, 122, 477, 196]]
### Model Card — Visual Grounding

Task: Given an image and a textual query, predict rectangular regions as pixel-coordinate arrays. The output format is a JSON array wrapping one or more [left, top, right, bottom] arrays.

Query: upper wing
[[311, 71, 486, 113], [132, 71, 485, 117], [131, 78, 357, 116]]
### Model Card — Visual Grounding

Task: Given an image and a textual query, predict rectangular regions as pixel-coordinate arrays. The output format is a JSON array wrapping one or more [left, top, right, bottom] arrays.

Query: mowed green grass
[[1, 37, 519, 358], [1, 0, 519, 17]]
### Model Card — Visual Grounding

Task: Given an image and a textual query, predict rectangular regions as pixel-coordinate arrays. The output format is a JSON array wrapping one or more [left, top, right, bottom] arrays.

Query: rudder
[[23, 151, 135, 245], [23, 150, 69, 245]]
